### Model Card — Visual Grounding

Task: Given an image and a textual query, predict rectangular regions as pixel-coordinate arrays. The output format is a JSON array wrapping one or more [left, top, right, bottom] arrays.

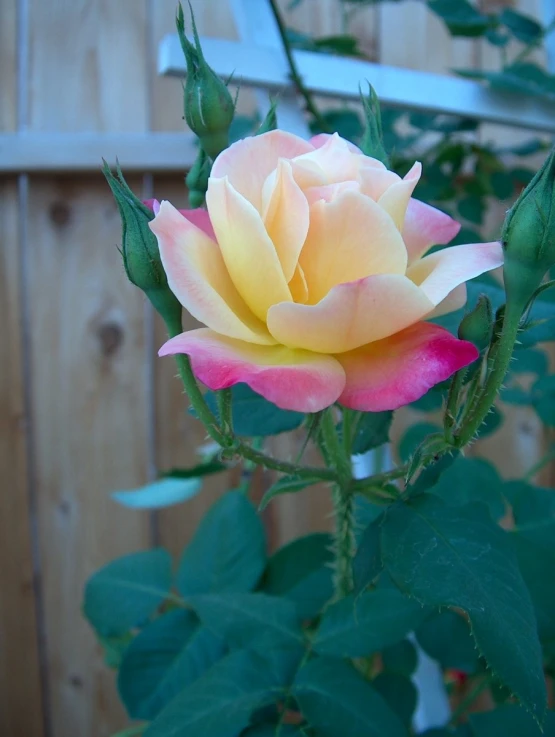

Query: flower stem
[[332, 483, 355, 598], [267, 0, 332, 133], [455, 303, 522, 447], [234, 440, 337, 481]]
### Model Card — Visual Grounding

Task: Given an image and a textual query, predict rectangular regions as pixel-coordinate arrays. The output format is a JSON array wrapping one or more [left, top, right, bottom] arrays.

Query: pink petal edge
[[403, 199, 461, 263], [337, 322, 478, 411], [159, 328, 346, 413]]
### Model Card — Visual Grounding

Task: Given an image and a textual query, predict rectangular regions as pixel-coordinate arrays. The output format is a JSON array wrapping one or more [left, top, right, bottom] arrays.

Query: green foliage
[[351, 411, 393, 455], [427, 0, 491, 37], [261, 533, 334, 619], [293, 657, 408, 737], [382, 497, 546, 719], [470, 706, 555, 736], [416, 610, 480, 674], [188, 593, 304, 649], [381, 639, 418, 677], [144, 648, 300, 737], [352, 514, 383, 591], [176, 491, 266, 596], [428, 457, 506, 520], [259, 475, 321, 511], [203, 384, 305, 437], [313, 589, 428, 658], [398, 422, 440, 462], [372, 672, 418, 728], [118, 610, 225, 720], [84, 550, 173, 637]]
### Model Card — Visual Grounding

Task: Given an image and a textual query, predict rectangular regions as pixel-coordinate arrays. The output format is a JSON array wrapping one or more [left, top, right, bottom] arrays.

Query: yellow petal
[[267, 274, 434, 354], [290, 133, 363, 189], [377, 162, 422, 230], [151, 201, 274, 344], [288, 263, 309, 304], [262, 160, 309, 282], [206, 177, 292, 322], [210, 130, 313, 213], [299, 189, 408, 305]]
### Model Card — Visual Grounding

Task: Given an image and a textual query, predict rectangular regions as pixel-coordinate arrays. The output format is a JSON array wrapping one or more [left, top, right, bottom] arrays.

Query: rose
[[149, 132, 503, 413]]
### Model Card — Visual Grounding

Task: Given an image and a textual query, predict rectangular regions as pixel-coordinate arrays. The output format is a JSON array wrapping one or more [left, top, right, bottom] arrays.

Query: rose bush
[[150, 131, 503, 412]]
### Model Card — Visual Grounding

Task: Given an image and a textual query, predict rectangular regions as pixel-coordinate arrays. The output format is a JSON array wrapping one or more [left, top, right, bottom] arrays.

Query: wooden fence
[[0, 1, 551, 735]]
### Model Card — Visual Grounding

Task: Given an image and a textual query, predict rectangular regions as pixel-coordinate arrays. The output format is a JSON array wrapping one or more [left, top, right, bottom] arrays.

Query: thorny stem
[[267, 0, 332, 133], [455, 303, 522, 447], [332, 483, 355, 599]]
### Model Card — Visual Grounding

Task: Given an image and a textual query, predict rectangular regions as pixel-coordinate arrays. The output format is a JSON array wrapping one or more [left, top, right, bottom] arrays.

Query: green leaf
[[176, 491, 266, 596], [530, 375, 555, 425], [188, 593, 304, 649], [458, 195, 485, 225], [293, 657, 408, 737], [163, 461, 227, 479], [112, 478, 201, 510], [144, 648, 297, 737], [242, 725, 303, 736], [111, 726, 148, 737], [490, 171, 514, 200], [407, 452, 459, 498], [203, 384, 304, 437], [99, 632, 134, 669], [477, 404, 503, 438], [427, 0, 491, 36], [351, 411, 393, 454], [430, 457, 506, 520], [511, 520, 555, 646], [506, 480, 555, 525], [259, 475, 320, 511], [500, 9, 543, 44], [415, 610, 479, 673], [313, 34, 365, 58], [381, 639, 418, 677], [398, 422, 440, 463], [353, 514, 383, 592], [372, 672, 417, 729], [411, 387, 445, 412], [118, 610, 225, 720], [511, 348, 548, 376], [84, 549, 173, 636], [262, 533, 334, 619], [313, 589, 428, 658], [470, 705, 555, 737], [381, 497, 546, 720]]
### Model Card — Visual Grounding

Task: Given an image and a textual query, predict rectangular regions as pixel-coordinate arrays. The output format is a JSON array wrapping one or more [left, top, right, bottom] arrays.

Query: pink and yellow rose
[[149, 131, 503, 413]]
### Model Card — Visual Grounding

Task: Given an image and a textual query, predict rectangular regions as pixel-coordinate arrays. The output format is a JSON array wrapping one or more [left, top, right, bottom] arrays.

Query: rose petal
[[289, 263, 309, 304], [143, 198, 160, 214], [429, 284, 467, 318], [310, 133, 363, 154], [377, 161, 422, 230], [299, 189, 408, 304], [262, 159, 310, 281], [210, 130, 314, 212], [290, 133, 363, 189], [407, 241, 504, 306], [304, 180, 360, 206], [267, 274, 434, 354], [177, 208, 215, 240], [403, 199, 461, 264], [337, 322, 479, 411], [159, 328, 346, 413], [150, 201, 274, 344], [206, 177, 292, 321]]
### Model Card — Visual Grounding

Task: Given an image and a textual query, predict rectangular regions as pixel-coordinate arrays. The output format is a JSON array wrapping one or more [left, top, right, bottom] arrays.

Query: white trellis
[[2, 0, 555, 172]]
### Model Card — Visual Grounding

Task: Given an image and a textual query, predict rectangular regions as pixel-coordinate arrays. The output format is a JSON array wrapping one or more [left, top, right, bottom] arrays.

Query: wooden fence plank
[[0, 178, 45, 737], [26, 0, 153, 735], [0, 0, 46, 734]]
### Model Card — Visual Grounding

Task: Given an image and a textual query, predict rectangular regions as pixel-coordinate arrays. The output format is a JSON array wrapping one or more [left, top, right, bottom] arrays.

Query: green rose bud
[[458, 294, 493, 352], [185, 147, 211, 209], [359, 83, 389, 167], [103, 162, 182, 330], [502, 146, 555, 311], [177, 3, 234, 160], [256, 99, 278, 135]]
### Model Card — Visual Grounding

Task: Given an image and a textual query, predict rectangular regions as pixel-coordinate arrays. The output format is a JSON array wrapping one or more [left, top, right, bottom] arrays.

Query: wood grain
[[0, 0, 46, 734], [26, 1, 153, 735], [0, 179, 45, 737]]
